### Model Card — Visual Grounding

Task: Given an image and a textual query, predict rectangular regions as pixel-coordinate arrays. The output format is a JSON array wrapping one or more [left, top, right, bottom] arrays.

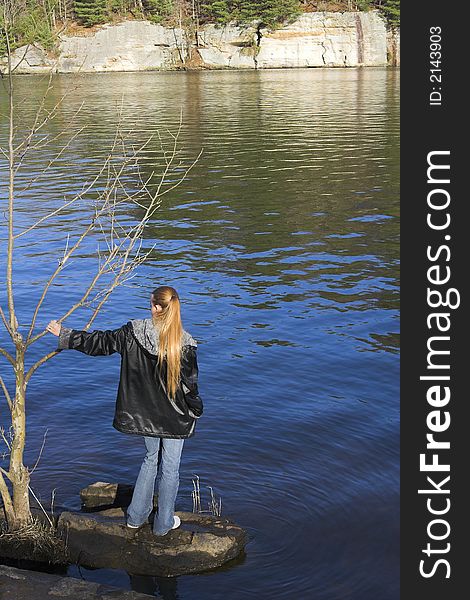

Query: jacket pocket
[[167, 393, 186, 416], [182, 382, 202, 419]]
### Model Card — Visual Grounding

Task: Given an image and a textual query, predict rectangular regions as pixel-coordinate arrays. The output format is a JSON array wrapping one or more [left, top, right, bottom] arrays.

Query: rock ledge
[[0, 564, 153, 600]]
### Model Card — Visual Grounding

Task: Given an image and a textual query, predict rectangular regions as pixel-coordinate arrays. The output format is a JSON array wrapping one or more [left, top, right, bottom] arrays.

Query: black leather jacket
[[57, 318, 203, 439]]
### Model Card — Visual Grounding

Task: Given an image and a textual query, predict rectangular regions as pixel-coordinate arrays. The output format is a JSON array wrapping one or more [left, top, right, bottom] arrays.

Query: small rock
[[80, 482, 157, 511]]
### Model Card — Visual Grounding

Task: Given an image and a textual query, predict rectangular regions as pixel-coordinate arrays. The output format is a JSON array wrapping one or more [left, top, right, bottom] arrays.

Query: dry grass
[[191, 474, 222, 517], [0, 515, 69, 565]]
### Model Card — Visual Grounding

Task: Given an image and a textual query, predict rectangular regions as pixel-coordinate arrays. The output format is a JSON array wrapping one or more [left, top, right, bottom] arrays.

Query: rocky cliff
[[3, 12, 400, 74]]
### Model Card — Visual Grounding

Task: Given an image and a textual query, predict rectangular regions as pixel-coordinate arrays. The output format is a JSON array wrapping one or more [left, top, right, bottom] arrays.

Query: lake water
[[0, 68, 399, 599]]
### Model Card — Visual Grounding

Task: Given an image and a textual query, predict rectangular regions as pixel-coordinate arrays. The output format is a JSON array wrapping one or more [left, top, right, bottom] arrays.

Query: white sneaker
[[154, 515, 181, 536]]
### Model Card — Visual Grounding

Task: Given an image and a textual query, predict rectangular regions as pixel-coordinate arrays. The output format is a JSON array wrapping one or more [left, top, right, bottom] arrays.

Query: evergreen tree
[[143, 0, 174, 23], [378, 0, 400, 28], [74, 0, 107, 26], [240, 0, 301, 28], [200, 1, 231, 25], [355, 0, 373, 10], [201, 0, 301, 28], [1, 0, 57, 52], [107, 0, 130, 14]]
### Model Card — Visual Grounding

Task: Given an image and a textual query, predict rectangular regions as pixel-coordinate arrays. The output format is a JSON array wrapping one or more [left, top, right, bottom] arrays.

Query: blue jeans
[[127, 436, 185, 535]]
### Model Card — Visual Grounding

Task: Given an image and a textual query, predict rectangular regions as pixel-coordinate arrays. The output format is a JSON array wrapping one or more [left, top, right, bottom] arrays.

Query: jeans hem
[[127, 521, 146, 528]]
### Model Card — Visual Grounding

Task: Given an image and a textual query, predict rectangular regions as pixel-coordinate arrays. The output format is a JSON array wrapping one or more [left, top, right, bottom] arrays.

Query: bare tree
[[0, 14, 202, 530]]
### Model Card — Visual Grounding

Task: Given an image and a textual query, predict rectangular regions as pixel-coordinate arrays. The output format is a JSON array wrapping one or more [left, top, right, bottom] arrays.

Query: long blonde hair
[[151, 286, 183, 400]]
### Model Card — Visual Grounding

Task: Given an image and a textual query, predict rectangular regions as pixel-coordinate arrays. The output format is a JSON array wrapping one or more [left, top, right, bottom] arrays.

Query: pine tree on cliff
[[199, 1, 231, 24], [239, 0, 301, 28], [142, 0, 174, 23], [200, 0, 301, 27], [379, 0, 400, 29], [73, 0, 108, 26]]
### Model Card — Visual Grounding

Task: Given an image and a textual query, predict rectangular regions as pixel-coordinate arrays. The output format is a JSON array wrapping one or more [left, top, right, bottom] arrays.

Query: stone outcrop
[[59, 20, 184, 73], [1, 11, 399, 74], [80, 481, 150, 511], [255, 12, 387, 68], [0, 482, 248, 577], [0, 564, 153, 600], [387, 27, 400, 66], [57, 507, 247, 576]]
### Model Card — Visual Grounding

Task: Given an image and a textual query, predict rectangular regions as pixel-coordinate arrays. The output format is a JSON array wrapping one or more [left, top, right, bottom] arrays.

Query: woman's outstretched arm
[[47, 320, 130, 356]]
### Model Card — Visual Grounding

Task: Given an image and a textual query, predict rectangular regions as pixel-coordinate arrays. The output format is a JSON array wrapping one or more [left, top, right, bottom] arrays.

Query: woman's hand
[[46, 320, 61, 337]]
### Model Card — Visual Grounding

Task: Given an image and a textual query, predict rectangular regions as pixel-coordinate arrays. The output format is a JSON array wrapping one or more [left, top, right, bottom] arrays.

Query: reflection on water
[[0, 68, 399, 599]]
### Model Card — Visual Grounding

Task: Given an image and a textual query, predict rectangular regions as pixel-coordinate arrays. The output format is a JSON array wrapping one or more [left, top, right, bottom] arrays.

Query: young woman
[[46, 285, 203, 537]]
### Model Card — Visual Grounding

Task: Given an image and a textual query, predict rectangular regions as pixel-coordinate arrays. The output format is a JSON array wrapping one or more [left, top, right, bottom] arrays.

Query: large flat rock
[[57, 508, 248, 576], [0, 564, 153, 600]]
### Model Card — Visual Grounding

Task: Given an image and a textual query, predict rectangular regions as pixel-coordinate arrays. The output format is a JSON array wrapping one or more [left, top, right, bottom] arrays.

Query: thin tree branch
[[0, 347, 15, 367], [24, 130, 158, 344], [29, 429, 48, 475], [27, 484, 54, 527], [25, 350, 60, 384], [16, 122, 85, 198], [0, 304, 13, 338], [13, 75, 76, 160], [0, 376, 13, 412], [0, 427, 11, 451], [8, 42, 32, 75], [5, 24, 17, 334], [0, 466, 11, 481], [25, 219, 98, 345]]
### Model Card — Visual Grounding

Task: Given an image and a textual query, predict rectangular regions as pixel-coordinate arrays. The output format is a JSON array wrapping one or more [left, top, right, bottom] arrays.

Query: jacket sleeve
[[180, 344, 203, 419], [57, 322, 131, 356]]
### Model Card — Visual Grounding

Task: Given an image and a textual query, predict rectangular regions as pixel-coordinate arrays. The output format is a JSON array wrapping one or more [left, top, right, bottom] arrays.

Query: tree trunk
[[12, 472, 31, 527], [7, 342, 31, 529]]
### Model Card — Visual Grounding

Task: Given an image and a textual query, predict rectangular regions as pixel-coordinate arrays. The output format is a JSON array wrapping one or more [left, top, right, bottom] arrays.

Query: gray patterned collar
[[130, 318, 197, 356]]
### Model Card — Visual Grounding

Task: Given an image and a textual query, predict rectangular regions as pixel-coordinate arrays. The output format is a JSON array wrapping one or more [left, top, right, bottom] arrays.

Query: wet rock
[[57, 508, 248, 576], [0, 564, 153, 600], [80, 481, 155, 511], [1, 484, 247, 577]]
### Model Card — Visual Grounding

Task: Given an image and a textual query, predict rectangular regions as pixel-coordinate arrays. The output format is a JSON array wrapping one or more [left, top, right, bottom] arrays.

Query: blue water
[[0, 67, 399, 599]]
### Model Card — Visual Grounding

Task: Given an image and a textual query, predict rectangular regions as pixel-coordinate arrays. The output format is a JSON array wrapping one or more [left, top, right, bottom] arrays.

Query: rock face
[[387, 28, 400, 66], [1, 12, 399, 74], [196, 22, 259, 69], [59, 20, 184, 73], [0, 564, 153, 600], [255, 12, 387, 68], [57, 508, 248, 576]]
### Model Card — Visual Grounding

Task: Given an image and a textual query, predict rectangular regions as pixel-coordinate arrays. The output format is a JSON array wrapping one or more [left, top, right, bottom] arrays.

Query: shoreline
[[2, 12, 400, 75], [8, 64, 400, 77]]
